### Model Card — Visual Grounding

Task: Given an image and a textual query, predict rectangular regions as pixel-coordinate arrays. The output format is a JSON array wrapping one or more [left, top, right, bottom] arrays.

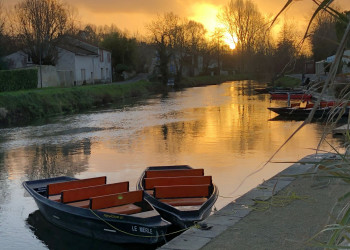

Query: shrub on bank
[[0, 68, 38, 92]]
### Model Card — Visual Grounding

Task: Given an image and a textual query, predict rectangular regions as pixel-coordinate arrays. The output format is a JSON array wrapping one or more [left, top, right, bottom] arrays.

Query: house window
[[106, 68, 109, 79], [99, 49, 104, 62], [101, 68, 104, 80], [107, 53, 111, 63]]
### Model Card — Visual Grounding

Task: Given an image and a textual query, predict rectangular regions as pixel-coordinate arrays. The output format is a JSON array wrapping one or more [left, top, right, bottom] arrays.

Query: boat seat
[[66, 200, 90, 208], [99, 204, 142, 215], [144, 176, 212, 190], [145, 169, 204, 178], [154, 185, 210, 199], [47, 176, 106, 197], [159, 197, 208, 206], [61, 182, 129, 204], [48, 194, 61, 202], [90, 190, 143, 210]]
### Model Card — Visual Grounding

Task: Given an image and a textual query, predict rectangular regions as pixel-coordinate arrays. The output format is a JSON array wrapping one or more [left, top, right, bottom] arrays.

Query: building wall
[[75, 55, 96, 85], [4, 46, 112, 87], [5, 51, 33, 69], [56, 48, 75, 86], [95, 49, 112, 83], [37, 65, 60, 88]]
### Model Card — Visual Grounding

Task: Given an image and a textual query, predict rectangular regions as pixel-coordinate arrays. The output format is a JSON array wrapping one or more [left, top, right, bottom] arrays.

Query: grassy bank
[[0, 80, 165, 125], [0, 74, 252, 126], [269, 76, 302, 88]]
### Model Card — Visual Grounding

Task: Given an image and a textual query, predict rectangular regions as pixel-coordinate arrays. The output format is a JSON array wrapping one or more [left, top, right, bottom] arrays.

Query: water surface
[[0, 81, 344, 249]]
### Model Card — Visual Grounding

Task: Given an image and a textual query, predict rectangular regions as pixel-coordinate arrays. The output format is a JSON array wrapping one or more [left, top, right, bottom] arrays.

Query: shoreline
[[0, 75, 252, 127], [159, 153, 349, 249]]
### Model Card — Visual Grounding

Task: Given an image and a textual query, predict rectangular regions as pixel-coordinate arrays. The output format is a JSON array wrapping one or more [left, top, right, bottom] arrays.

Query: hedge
[[0, 68, 38, 92]]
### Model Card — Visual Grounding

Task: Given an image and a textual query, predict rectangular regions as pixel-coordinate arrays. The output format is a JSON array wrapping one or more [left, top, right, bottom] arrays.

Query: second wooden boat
[[137, 165, 218, 229]]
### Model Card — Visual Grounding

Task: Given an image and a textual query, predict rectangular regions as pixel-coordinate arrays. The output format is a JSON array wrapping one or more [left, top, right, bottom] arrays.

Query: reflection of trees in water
[[25, 139, 91, 180]]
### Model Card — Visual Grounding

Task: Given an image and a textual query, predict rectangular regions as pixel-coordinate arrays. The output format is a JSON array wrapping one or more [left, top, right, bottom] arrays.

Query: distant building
[[315, 50, 350, 76], [4, 37, 112, 87]]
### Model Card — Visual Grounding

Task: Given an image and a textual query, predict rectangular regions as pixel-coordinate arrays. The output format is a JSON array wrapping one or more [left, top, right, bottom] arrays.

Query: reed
[[273, 1, 350, 248]]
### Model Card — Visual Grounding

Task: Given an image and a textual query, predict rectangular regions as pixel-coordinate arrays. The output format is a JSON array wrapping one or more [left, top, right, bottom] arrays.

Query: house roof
[[57, 36, 99, 56], [58, 43, 98, 56]]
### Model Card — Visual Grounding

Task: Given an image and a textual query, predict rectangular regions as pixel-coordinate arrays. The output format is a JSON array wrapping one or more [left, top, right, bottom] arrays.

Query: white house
[[316, 50, 350, 76], [4, 37, 112, 87]]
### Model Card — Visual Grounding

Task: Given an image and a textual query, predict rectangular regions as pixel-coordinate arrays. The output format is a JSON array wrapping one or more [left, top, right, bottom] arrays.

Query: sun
[[224, 32, 238, 50]]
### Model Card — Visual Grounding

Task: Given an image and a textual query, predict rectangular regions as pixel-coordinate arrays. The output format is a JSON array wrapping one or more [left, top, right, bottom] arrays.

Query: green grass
[[0, 80, 164, 125], [0, 74, 254, 126], [272, 76, 302, 88]]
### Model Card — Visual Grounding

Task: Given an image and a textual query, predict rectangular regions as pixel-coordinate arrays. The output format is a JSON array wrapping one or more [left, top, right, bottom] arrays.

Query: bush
[[0, 68, 38, 92]]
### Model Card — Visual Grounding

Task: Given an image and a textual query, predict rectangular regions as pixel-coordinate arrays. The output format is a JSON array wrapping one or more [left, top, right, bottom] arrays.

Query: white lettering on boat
[[131, 225, 153, 234]]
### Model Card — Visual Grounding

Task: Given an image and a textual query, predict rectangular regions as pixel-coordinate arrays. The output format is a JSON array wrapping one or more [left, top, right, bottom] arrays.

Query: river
[[0, 80, 344, 249]]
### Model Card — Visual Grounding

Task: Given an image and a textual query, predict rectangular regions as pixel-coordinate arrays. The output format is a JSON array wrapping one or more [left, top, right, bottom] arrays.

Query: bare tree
[[0, 0, 4, 34], [147, 12, 181, 84], [218, 0, 268, 72], [183, 20, 207, 76], [310, 10, 339, 61], [14, 0, 70, 65]]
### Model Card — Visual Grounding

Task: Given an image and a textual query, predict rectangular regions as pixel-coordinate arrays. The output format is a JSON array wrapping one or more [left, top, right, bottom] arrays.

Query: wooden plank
[[154, 184, 209, 199], [99, 204, 142, 215], [66, 200, 90, 208], [61, 182, 129, 203], [47, 176, 106, 196], [159, 197, 207, 206], [90, 190, 143, 210], [145, 176, 212, 189], [145, 169, 204, 178]]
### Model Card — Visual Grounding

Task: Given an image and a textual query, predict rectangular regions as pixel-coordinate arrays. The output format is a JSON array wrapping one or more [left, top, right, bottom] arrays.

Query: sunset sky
[[3, 0, 350, 36]]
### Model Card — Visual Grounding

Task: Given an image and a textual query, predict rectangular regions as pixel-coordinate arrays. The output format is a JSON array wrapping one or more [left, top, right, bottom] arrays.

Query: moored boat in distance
[[268, 101, 348, 118], [23, 176, 171, 245], [137, 165, 218, 229], [269, 90, 312, 100], [254, 87, 297, 94]]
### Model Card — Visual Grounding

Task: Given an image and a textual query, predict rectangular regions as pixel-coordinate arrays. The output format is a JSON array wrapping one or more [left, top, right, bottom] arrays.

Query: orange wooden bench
[[61, 182, 129, 208], [144, 176, 212, 190], [90, 190, 143, 215], [47, 176, 106, 202], [154, 184, 210, 206], [145, 169, 204, 178]]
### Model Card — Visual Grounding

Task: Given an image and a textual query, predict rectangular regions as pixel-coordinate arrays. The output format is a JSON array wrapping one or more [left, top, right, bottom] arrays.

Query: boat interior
[[143, 169, 213, 209], [41, 176, 157, 217], [290, 101, 338, 109]]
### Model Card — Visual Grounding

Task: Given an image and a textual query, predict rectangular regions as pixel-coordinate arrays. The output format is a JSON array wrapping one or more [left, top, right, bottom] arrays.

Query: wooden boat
[[269, 90, 312, 100], [268, 101, 347, 118], [23, 176, 171, 244], [136, 165, 218, 229]]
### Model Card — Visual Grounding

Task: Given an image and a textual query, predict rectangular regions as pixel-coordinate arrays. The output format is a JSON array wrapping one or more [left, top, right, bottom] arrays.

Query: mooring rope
[[89, 208, 200, 238]]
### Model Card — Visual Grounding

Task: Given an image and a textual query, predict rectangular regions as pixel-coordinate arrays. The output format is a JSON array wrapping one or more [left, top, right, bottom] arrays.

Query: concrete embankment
[[159, 153, 349, 250]]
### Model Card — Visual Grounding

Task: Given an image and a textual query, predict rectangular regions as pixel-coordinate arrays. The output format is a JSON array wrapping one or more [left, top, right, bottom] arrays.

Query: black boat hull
[[137, 165, 218, 229], [267, 106, 346, 118], [24, 177, 170, 245]]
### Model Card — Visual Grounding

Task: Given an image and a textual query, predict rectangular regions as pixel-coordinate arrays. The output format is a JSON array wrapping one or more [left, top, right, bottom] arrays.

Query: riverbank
[[0, 74, 251, 126], [160, 154, 350, 250]]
